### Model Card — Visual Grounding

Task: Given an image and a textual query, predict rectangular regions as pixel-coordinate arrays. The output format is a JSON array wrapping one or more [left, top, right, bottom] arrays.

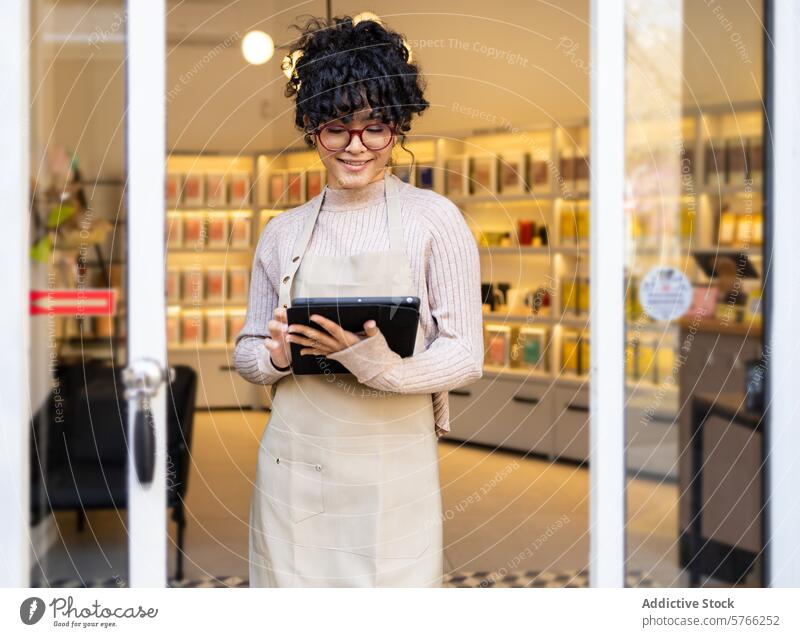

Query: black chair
[[30, 361, 197, 581]]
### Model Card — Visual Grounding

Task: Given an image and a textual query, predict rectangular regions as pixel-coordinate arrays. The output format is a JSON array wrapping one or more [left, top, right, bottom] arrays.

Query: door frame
[[125, 0, 169, 587], [588, 0, 627, 587], [0, 0, 31, 588], [763, 0, 800, 588]]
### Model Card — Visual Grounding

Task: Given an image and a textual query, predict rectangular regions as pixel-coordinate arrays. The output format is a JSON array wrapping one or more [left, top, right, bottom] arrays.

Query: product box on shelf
[[205, 310, 228, 345], [166, 173, 182, 207], [166, 213, 183, 249], [206, 174, 228, 207], [229, 172, 251, 208], [228, 309, 247, 343], [498, 152, 528, 194], [206, 212, 229, 248], [181, 268, 204, 304], [181, 310, 204, 344], [484, 324, 511, 367], [268, 171, 287, 206], [229, 211, 252, 249], [511, 326, 548, 371], [228, 268, 249, 302], [182, 174, 205, 207], [182, 213, 206, 248], [166, 268, 181, 304], [468, 156, 497, 196], [167, 306, 181, 345], [444, 156, 468, 197], [286, 171, 305, 205], [416, 164, 435, 190], [205, 268, 226, 302], [528, 154, 550, 194], [306, 170, 324, 199]]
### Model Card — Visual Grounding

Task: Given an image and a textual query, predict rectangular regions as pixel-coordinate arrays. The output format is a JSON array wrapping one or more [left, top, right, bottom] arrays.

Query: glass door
[[22, 0, 169, 587], [621, 0, 766, 587]]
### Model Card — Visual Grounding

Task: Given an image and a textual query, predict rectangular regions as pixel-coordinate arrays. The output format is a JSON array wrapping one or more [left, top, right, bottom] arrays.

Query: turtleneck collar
[[320, 174, 388, 211]]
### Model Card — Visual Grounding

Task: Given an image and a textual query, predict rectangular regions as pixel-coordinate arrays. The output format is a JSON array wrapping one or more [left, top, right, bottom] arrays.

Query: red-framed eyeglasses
[[315, 122, 396, 151]]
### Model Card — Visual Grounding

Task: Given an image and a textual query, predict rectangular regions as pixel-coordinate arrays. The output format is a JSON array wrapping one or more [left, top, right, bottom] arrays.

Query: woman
[[234, 15, 483, 587]]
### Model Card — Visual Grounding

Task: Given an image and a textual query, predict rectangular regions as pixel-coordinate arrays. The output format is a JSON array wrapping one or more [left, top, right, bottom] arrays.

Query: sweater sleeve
[[326, 198, 484, 393], [233, 220, 292, 385]]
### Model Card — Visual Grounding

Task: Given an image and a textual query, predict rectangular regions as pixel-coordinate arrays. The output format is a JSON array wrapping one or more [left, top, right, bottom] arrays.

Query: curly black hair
[[283, 15, 429, 148]]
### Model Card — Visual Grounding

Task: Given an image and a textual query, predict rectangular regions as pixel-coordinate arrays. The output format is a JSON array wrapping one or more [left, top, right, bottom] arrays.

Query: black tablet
[[285, 296, 421, 375]]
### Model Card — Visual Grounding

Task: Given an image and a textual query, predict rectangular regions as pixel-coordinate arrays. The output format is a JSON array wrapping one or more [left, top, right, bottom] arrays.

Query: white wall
[[161, 0, 762, 154], [38, 0, 763, 159]]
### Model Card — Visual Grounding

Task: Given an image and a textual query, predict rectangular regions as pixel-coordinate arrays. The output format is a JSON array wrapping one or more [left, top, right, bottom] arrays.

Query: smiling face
[[308, 107, 396, 190]]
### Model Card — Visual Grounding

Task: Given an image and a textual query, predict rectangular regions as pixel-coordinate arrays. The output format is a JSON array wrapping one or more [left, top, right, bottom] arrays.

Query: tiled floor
[[31, 408, 685, 587]]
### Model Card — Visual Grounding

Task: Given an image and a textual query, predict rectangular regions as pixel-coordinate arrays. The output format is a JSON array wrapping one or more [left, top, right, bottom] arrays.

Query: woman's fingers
[[267, 311, 292, 367], [268, 318, 288, 339], [286, 327, 337, 350]]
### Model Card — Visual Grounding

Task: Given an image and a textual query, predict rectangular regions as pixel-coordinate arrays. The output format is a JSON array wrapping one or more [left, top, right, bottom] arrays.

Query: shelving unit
[[168, 105, 762, 461], [164, 153, 261, 409]]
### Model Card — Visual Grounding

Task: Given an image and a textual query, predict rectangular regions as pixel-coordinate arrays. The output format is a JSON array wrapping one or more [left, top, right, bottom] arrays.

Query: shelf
[[482, 365, 552, 382], [478, 369, 679, 400], [168, 302, 248, 309], [698, 184, 763, 197], [451, 192, 555, 205], [166, 247, 251, 254], [483, 312, 587, 329], [168, 344, 235, 352], [477, 245, 586, 255], [168, 206, 256, 213]]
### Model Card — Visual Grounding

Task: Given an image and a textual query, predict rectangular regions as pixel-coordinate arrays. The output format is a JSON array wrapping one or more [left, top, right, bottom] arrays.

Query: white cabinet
[[552, 384, 590, 462], [167, 349, 258, 409], [447, 375, 554, 456]]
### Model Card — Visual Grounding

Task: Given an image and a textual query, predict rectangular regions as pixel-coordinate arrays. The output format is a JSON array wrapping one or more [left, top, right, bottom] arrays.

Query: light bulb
[[242, 30, 274, 65]]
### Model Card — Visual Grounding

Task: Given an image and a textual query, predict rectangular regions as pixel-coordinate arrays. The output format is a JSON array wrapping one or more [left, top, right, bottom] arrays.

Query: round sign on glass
[[638, 266, 693, 322]]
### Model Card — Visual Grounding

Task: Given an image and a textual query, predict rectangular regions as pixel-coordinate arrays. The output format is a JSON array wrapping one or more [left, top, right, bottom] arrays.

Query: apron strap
[[385, 172, 404, 253], [277, 171, 402, 309]]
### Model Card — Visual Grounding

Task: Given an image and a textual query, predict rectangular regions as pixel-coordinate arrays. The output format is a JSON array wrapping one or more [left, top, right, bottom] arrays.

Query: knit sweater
[[233, 174, 484, 436]]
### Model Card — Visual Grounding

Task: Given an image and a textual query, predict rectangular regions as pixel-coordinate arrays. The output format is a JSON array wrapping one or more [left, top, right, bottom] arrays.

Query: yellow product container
[[508, 325, 523, 368], [578, 278, 590, 315], [560, 203, 578, 243], [562, 331, 580, 375], [561, 277, 578, 314], [579, 333, 590, 376], [745, 290, 763, 325], [637, 340, 656, 381], [680, 204, 696, 242], [576, 201, 590, 242], [625, 338, 637, 379], [656, 346, 675, 383]]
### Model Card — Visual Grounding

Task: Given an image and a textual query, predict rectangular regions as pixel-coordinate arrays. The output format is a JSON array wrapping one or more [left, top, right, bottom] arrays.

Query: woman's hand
[[286, 314, 380, 356], [264, 307, 292, 368]]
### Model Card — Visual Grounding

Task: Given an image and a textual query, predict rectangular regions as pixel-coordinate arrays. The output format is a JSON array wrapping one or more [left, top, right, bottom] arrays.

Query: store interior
[[28, 0, 765, 587]]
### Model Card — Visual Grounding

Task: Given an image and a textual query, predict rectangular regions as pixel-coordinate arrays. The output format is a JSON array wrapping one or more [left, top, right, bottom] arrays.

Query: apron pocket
[[285, 456, 325, 524], [265, 443, 326, 524]]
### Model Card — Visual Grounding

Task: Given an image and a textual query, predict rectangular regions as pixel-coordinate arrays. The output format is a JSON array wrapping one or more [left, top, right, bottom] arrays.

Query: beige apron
[[249, 173, 443, 587]]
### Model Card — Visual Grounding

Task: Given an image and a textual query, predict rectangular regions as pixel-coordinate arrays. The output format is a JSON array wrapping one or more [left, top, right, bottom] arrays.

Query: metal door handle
[[133, 401, 156, 485], [513, 395, 540, 405], [123, 359, 173, 486], [450, 389, 472, 397]]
